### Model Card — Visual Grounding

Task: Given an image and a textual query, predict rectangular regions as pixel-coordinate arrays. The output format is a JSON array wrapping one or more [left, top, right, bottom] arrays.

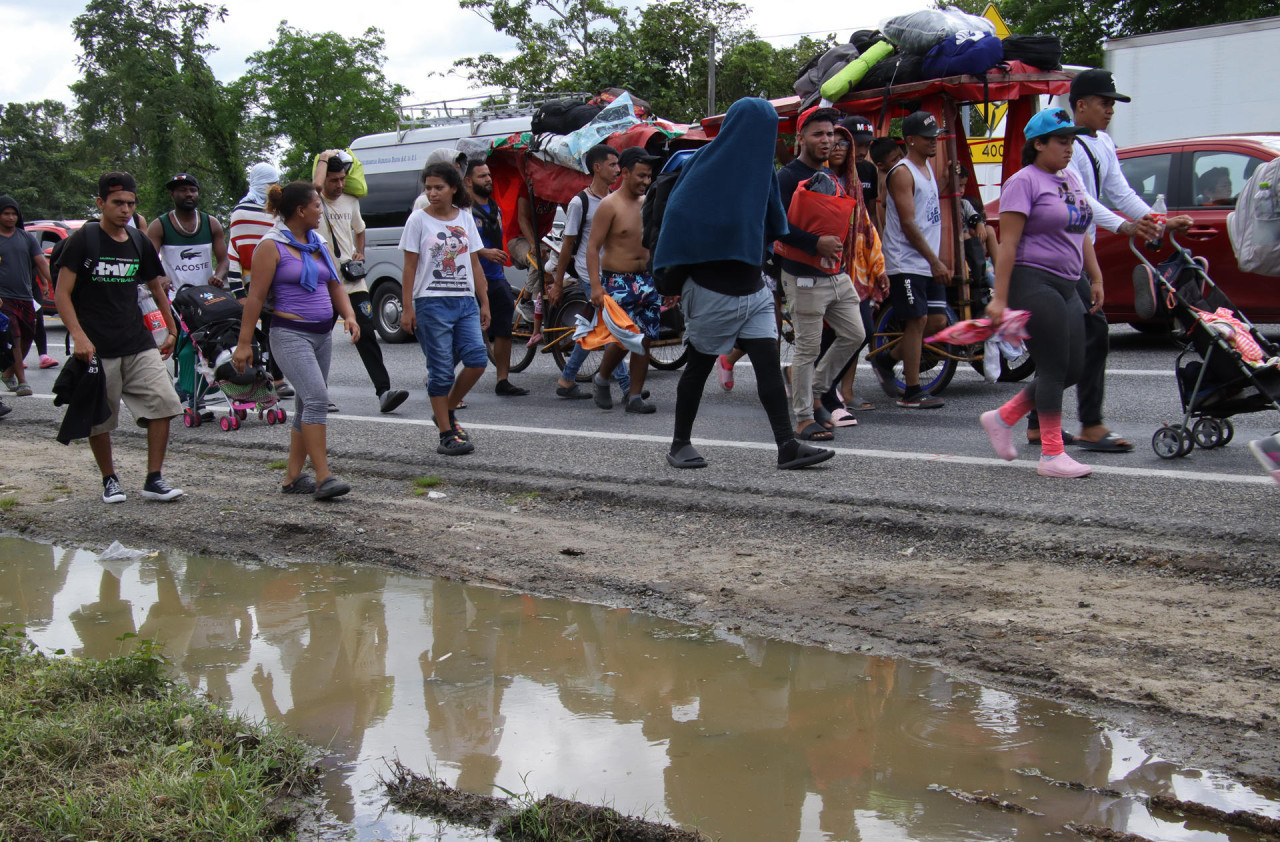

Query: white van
[[351, 94, 583, 342]]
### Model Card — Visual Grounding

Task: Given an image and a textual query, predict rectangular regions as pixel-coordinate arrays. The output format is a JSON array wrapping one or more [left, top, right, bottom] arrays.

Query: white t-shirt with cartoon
[[399, 207, 482, 299]]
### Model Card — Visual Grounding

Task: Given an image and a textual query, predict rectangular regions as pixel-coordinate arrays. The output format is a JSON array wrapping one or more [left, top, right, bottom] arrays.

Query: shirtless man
[[589, 147, 661, 414]]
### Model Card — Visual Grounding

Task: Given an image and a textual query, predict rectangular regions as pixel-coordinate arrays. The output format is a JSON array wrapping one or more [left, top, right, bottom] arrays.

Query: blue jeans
[[561, 343, 630, 391], [414, 296, 488, 398]]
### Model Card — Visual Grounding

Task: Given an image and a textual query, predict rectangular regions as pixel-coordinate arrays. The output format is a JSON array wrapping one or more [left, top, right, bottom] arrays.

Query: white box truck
[[1103, 16, 1280, 147]]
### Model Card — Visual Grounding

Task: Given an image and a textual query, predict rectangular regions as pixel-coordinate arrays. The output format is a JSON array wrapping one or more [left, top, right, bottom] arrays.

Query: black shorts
[[486, 277, 515, 340], [888, 273, 947, 319]]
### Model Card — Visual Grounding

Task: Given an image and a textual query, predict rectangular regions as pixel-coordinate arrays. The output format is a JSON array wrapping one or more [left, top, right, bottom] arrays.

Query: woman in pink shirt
[[980, 107, 1103, 479]]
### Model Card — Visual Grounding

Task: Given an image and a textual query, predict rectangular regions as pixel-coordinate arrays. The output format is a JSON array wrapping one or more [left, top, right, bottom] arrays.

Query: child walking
[[399, 162, 491, 455]]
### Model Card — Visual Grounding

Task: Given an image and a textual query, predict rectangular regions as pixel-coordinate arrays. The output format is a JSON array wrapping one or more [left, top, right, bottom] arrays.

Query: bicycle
[[485, 283, 604, 382]]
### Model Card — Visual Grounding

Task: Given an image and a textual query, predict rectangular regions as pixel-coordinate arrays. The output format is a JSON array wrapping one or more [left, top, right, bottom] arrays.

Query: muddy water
[[2, 536, 1277, 842]]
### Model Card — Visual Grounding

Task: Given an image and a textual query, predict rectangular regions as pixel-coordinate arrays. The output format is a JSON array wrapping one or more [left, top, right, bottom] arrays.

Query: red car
[[987, 134, 1280, 326], [24, 220, 86, 314]]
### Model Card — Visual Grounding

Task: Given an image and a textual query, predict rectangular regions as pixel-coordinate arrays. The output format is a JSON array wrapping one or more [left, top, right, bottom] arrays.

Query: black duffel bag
[[1001, 34, 1062, 71], [532, 97, 601, 135], [854, 53, 925, 92]]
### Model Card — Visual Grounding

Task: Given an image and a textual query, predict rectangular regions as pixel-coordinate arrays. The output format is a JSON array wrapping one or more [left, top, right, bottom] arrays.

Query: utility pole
[[706, 28, 717, 117]]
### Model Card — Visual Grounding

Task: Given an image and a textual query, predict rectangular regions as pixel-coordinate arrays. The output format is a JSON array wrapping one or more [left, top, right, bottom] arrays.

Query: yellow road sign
[[982, 3, 1011, 39], [970, 137, 1005, 165], [976, 101, 1008, 128]]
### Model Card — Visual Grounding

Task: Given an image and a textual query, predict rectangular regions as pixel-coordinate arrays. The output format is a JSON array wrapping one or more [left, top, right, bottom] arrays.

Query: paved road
[[13, 321, 1280, 545]]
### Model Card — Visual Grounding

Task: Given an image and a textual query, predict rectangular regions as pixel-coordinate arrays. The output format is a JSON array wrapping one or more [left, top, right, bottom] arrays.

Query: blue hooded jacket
[[653, 98, 788, 270]]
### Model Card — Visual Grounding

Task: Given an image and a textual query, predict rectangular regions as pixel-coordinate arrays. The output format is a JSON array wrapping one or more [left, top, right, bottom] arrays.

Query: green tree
[[71, 0, 252, 218], [455, 0, 826, 122], [0, 101, 97, 220], [238, 24, 410, 180]]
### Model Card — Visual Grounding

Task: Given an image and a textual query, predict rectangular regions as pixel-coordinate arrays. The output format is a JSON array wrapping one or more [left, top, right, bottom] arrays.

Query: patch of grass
[[0, 495, 18, 512], [0, 626, 319, 841], [267, 460, 288, 470], [504, 491, 540, 505], [413, 476, 443, 489]]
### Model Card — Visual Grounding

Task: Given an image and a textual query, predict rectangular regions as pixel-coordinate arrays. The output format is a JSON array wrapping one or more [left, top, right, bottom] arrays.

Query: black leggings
[[674, 337, 794, 447], [1009, 266, 1086, 419]]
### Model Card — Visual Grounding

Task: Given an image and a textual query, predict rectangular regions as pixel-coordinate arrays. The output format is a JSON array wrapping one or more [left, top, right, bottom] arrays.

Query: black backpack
[[1001, 34, 1062, 71], [531, 97, 600, 135], [643, 169, 689, 296], [49, 221, 151, 353]]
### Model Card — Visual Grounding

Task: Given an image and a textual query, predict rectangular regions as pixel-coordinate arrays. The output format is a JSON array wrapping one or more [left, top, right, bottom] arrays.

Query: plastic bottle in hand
[[1146, 193, 1167, 251], [138, 288, 168, 346]]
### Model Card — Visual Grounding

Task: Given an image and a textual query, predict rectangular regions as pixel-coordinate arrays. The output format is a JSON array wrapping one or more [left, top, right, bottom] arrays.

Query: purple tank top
[[269, 241, 335, 323]]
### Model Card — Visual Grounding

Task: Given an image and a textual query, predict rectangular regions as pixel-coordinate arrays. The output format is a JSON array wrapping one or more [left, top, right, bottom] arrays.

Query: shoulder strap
[[1074, 137, 1101, 198], [320, 198, 342, 260], [569, 190, 590, 257]]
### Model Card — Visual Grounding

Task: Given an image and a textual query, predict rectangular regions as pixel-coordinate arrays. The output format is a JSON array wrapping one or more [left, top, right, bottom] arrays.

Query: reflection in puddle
[[2, 536, 1276, 841]]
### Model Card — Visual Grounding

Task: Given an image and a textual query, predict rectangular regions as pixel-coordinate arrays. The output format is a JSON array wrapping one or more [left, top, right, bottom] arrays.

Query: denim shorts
[[414, 295, 488, 397]]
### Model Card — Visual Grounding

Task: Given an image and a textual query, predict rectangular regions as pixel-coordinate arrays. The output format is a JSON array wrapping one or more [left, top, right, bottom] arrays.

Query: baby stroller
[[171, 284, 284, 431], [1131, 235, 1280, 458]]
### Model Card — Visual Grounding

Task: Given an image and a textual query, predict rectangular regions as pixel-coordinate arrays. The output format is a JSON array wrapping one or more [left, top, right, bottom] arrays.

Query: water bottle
[[138, 288, 169, 346], [1147, 193, 1167, 251]]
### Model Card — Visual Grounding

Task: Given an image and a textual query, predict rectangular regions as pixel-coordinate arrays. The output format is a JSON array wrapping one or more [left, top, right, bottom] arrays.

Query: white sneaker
[[140, 475, 184, 501], [1037, 453, 1092, 478]]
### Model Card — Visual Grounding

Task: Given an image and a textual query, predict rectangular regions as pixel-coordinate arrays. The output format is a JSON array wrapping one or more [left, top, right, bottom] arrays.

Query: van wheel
[[372, 283, 411, 343]]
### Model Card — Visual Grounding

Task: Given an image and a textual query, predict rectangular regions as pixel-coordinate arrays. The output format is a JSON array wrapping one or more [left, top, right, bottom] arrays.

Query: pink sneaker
[[39, 354, 59, 369], [980, 410, 1017, 461], [717, 355, 734, 391], [1037, 453, 1093, 478]]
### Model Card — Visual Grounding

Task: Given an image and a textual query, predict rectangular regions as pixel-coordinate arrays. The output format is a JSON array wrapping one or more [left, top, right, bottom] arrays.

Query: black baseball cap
[[902, 111, 941, 139], [619, 147, 660, 170], [841, 116, 875, 140], [1070, 69, 1131, 104], [166, 173, 200, 190]]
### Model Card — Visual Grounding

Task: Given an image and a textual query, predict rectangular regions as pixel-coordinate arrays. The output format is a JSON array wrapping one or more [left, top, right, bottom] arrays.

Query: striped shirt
[[228, 202, 276, 290]]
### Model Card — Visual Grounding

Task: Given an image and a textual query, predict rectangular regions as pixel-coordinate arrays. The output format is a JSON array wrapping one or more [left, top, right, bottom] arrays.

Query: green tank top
[[158, 211, 215, 290]]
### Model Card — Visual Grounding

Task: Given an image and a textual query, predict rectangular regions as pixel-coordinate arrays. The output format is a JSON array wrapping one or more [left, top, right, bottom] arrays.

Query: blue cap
[[1023, 107, 1089, 142]]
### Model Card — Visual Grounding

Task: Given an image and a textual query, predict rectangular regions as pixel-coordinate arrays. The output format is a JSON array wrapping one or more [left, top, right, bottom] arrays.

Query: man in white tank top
[[876, 111, 950, 409]]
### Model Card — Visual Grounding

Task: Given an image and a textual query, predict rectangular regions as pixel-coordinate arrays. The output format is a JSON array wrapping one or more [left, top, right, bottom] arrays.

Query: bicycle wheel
[[870, 304, 959, 396], [647, 306, 688, 370], [549, 297, 603, 382], [506, 310, 537, 373]]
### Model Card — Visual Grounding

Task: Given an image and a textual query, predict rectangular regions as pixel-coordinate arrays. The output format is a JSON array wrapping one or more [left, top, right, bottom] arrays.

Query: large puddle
[[2, 536, 1277, 841]]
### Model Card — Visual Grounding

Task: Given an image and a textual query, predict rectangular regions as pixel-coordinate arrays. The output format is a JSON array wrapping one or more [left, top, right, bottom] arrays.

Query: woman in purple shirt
[[980, 107, 1102, 479], [233, 181, 359, 499]]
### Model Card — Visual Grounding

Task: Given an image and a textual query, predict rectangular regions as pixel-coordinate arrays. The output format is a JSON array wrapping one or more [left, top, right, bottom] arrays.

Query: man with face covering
[[229, 162, 291, 396], [655, 97, 834, 471]]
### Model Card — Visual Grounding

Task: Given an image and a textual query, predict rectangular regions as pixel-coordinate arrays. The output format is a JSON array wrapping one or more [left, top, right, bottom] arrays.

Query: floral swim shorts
[[601, 270, 660, 340]]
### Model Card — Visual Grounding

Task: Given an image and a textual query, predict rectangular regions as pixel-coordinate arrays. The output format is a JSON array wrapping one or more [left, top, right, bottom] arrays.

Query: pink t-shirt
[[999, 165, 1094, 280]]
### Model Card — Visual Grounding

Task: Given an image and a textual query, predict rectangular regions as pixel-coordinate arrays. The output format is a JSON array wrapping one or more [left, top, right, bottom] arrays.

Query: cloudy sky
[[3, 0, 927, 108]]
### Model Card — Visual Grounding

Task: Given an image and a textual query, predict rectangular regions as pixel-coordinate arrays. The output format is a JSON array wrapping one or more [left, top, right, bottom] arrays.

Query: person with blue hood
[[655, 97, 834, 471]]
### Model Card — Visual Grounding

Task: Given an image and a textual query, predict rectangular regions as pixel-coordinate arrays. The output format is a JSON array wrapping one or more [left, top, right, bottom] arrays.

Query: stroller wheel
[[1152, 425, 1190, 459], [1192, 418, 1225, 449], [219, 416, 231, 432], [277, 409, 287, 425], [1219, 418, 1234, 446], [183, 408, 196, 428], [235, 408, 247, 421], [230, 415, 241, 431]]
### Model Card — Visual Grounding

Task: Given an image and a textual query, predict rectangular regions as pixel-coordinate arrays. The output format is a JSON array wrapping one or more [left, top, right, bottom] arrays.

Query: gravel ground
[[0, 415, 1277, 786]]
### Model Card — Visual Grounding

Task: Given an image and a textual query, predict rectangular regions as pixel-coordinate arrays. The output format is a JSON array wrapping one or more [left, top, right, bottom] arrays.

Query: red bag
[[774, 179, 859, 273]]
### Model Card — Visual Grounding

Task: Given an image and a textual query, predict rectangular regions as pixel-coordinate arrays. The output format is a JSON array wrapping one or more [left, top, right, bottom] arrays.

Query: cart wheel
[[230, 415, 241, 431], [1152, 425, 1188, 459], [183, 408, 195, 428], [1219, 419, 1235, 446], [1192, 418, 1224, 449], [219, 416, 231, 432], [235, 408, 247, 421]]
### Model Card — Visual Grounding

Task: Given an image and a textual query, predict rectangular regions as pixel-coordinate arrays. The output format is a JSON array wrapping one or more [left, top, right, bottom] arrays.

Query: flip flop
[[830, 407, 858, 427], [778, 441, 835, 470], [848, 395, 876, 411], [797, 421, 834, 442], [666, 443, 708, 469], [1075, 431, 1134, 453], [813, 405, 836, 430]]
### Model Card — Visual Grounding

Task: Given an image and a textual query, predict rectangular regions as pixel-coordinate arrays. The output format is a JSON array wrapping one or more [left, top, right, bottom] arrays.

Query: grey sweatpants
[[269, 325, 332, 431]]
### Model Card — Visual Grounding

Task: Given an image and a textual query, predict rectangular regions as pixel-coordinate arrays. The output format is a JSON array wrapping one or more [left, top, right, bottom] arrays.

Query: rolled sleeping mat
[[821, 40, 895, 102]]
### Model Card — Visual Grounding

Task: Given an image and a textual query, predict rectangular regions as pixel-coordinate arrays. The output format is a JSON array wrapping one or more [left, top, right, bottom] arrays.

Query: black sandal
[[797, 421, 834, 442], [437, 429, 475, 456], [448, 410, 470, 441]]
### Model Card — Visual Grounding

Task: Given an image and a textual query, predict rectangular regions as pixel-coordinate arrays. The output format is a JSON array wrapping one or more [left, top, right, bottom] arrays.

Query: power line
[[754, 29, 841, 40]]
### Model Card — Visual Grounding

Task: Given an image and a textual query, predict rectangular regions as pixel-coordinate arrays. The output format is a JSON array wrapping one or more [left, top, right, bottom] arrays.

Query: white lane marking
[[28, 394, 1269, 485], [338, 414, 1273, 486]]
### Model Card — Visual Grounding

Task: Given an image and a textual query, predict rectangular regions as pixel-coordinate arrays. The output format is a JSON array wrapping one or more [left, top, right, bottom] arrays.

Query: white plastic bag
[[883, 8, 996, 55]]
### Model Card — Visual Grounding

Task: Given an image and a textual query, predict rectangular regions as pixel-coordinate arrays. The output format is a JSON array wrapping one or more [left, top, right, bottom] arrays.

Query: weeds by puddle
[[0, 625, 320, 841], [383, 761, 708, 841]]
